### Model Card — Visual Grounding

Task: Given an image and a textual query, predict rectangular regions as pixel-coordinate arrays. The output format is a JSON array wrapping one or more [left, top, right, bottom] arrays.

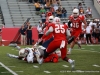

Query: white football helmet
[[54, 17, 61, 24], [48, 16, 54, 23], [19, 48, 28, 57], [19, 48, 25, 56], [72, 8, 79, 17]]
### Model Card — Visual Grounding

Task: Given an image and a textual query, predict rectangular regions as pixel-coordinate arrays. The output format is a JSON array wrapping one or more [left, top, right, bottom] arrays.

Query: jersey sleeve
[[45, 26, 53, 36], [69, 15, 73, 20], [81, 15, 85, 21]]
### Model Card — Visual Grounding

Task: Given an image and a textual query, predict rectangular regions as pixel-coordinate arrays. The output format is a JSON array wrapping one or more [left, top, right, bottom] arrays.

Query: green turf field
[[0, 45, 100, 75]]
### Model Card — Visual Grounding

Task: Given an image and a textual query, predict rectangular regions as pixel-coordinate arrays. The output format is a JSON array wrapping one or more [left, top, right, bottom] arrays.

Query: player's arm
[[45, 26, 53, 36], [68, 20, 72, 28], [42, 24, 46, 30], [82, 17, 87, 29], [66, 29, 71, 39]]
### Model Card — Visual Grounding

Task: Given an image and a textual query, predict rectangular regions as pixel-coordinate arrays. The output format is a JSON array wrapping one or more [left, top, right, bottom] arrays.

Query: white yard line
[[0, 62, 18, 75], [44, 71, 51, 73], [15, 71, 23, 73], [62, 65, 69, 67], [81, 48, 85, 49], [82, 45, 100, 46], [33, 65, 39, 68], [60, 70, 100, 73], [12, 49, 14, 50], [93, 64, 100, 67], [74, 49, 100, 53], [1, 72, 10, 73], [90, 48, 94, 50], [7, 66, 16, 67]]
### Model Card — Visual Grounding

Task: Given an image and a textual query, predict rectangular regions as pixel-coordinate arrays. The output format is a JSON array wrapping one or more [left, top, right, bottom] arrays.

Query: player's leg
[[38, 41, 59, 64], [44, 41, 60, 59], [7, 53, 19, 59], [21, 35, 24, 45], [42, 37, 54, 49], [60, 45, 75, 70], [9, 43, 21, 50], [77, 37, 81, 49], [68, 30, 81, 54], [68, 41, 75, 54], [15, 45, 21, 50], [7, 53, 28, 61], [86, 34, 89, 44], [23, 35, 26, 45]]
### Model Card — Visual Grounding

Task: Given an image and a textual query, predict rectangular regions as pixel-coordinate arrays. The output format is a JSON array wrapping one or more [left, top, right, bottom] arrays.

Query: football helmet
[[72, 8, 79, 17], [54, 17, 61, 24], [19, 48, 29, 57], [48, 16, 54, 23]]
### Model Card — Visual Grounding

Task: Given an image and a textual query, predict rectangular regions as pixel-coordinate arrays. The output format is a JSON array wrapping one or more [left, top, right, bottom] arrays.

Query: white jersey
[[25, 48, 34, 63], [25, 47, 45, 63], [19, 48, 34, 63]]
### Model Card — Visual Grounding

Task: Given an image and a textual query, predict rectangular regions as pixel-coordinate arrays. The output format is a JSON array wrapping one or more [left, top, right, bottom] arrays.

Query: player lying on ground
[[7, 45, 61, 64]]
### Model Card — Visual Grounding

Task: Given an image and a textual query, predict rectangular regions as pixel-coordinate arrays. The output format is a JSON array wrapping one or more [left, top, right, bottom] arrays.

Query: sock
[[13, 55, 19, 58], [11, 54, 18, 58], [68, 59, 73, 64], [68, 48, 72, 52]]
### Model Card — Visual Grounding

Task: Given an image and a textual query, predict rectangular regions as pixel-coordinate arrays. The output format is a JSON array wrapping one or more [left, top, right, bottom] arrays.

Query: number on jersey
[[73, 23, 79, 28], [55, 24, 65, 33]]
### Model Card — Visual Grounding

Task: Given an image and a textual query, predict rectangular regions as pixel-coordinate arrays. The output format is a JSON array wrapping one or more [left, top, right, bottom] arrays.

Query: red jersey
[[51, 23, 68, 41], [42, 23, 54, 41], [69, 15, 85, 31]]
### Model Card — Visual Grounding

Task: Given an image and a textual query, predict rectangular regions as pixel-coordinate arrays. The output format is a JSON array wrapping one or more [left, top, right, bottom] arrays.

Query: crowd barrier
[[1, 27, 38, 46]]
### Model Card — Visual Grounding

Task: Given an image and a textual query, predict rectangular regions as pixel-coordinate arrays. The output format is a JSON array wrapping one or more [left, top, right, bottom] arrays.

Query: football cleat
[[70, 60, 75, 71]]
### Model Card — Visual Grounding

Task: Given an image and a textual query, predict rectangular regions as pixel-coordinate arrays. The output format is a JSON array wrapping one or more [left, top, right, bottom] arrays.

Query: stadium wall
[[94, 0, 100, 15], [1, 27, 38, 45]]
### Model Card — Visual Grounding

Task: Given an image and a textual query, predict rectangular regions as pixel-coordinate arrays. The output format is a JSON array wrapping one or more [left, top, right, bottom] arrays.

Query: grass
[[0, 44, 100, 75]]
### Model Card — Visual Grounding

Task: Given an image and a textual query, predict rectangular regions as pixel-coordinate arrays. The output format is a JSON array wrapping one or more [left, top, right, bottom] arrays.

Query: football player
[[7, 45, 61, 64], [34, 16, 55, 49], [38, 17, 75, 70], [68, 8, 87, 54]]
